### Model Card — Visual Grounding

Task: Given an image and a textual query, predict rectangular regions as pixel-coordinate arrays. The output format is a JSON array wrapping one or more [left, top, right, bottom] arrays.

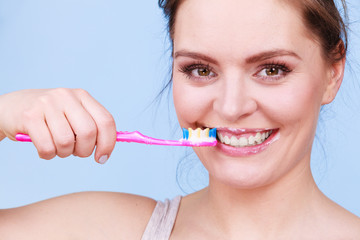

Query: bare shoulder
[[333, 208, 360, 237], [319, 201, 360, 239], [0, 191, 157, 240]]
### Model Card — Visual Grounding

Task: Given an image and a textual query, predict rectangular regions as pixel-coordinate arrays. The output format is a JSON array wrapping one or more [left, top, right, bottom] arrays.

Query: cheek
[[173, 76, 214, 126], [258, 78, 324, 128]]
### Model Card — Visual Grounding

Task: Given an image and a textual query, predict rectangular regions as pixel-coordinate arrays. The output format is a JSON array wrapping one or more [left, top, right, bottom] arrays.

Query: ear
[[321, 56, 345, 105]]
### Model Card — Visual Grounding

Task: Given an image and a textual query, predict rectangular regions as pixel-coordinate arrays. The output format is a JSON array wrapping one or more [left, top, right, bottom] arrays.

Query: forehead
[[174, 0, 312, 60]]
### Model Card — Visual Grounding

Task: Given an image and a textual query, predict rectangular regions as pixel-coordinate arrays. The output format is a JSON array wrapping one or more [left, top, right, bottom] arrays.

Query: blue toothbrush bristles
[[182, 128, 216, 140], [209, 128, 216, 138], [210, 128, 217, 138], [182, 128, 189, 139]]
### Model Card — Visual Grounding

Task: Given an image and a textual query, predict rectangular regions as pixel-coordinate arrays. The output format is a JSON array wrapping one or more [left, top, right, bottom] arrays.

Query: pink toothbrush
[[15, 128, 217, 147]]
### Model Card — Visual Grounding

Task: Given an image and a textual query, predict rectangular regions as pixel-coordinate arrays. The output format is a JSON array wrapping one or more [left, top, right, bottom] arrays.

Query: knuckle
[[53, 87, 71, 96], [75, 149, 94, 158], [48, 88, 74, 100], [98, 114, 115, 128], [56, 135, 74, 148], [57, 151, 72, 159], [78, 127, 97, 140], [37, 95, 51, 105], [38, 146, 56, 160], [74, 88, 89, 97]]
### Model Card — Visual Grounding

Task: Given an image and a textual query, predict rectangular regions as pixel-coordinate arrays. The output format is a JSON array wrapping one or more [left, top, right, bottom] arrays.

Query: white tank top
[[141, 196, 182, 240]]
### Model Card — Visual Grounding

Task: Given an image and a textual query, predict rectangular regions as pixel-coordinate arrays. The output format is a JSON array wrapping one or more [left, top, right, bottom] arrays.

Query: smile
[[217, 129, 273, 147], [215, 128, 280, 157]]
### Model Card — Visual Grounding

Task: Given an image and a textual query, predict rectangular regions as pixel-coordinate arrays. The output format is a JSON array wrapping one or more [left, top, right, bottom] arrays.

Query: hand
[[0, 88, 116, 163]]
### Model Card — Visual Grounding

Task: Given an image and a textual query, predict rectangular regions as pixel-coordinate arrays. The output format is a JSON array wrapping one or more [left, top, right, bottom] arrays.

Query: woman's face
[[172, 0, 338, 188]]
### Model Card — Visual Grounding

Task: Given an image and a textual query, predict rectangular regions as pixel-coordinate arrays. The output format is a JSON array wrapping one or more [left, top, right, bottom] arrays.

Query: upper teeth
[[217, 130, 272, 147]]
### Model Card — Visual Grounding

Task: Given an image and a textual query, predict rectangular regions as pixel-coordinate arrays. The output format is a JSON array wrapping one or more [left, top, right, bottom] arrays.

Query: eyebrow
[[174, 51, 218, 64], [174, 49, 301, 64], [245, 49, 302, 63]]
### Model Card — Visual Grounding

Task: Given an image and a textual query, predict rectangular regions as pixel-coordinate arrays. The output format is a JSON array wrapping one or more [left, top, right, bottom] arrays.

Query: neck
[[199, 156, 322, 237]]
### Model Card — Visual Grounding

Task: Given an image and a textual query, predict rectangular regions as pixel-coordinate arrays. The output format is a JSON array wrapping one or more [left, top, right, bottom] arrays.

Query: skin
[[0, 88, 117, 162], [171, 0, 360, 238], [173, 0, 333, 191], [0, 0, 359, 239]]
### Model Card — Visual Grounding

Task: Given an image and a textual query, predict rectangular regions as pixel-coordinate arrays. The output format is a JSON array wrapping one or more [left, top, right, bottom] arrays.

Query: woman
[[0, 0, 359, 239]]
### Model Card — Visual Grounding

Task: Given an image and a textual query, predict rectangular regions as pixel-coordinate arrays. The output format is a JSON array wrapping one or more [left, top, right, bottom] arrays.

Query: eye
[[196, 67, 212, 77], [263, 67, 280, 76], [256, 63, 291, 81], [258, 66, 283, 77], [179, 63, 217, 81]]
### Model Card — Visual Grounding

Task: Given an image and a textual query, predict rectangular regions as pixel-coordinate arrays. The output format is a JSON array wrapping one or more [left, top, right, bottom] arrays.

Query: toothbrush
[[15, 128, 217, 147]]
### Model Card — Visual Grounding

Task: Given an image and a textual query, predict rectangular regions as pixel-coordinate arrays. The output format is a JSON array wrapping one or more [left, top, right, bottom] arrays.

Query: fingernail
[[99, 155, 108, 164]]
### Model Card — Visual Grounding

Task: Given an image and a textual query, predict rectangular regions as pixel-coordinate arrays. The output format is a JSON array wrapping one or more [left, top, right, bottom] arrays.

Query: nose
[[213, 76, 257, 122]]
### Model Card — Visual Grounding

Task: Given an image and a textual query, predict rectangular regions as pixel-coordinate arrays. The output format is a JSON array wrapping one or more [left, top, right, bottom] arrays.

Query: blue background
[[0, 0, 359, 217]]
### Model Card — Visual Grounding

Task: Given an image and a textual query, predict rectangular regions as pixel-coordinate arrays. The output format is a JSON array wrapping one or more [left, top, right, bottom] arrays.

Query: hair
[[158, 0, 348, 64]]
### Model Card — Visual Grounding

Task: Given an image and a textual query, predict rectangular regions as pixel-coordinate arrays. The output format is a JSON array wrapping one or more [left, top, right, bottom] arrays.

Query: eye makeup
[[178, 62, 217, 82], [178, 60, 293, 82], [254, 61, 293, 82]]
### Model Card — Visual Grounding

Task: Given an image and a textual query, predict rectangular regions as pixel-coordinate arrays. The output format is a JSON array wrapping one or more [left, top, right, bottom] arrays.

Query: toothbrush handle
[[15, 133, 32, 142], [15, 132, 185, 146], [116, 131, 184, 146]]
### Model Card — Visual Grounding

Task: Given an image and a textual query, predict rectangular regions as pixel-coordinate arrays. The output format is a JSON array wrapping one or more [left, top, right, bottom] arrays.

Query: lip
[[216, 128, 280, 157]]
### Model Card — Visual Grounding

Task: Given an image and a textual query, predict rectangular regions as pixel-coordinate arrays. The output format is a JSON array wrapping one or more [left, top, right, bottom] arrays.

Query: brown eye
[[197, 68, 211, 76], [255, 63, 291, 82], [265, 67, 279, 76], [180, 63, 216, 81]]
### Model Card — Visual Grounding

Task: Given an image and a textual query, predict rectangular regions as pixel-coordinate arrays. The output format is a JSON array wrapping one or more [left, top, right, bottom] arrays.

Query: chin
[[196, 143, 299, 191], [209, 162, 278, 190]]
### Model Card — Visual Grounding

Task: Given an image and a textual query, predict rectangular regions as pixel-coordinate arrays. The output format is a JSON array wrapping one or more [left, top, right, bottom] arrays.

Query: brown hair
[[158, 0, 348, 63]]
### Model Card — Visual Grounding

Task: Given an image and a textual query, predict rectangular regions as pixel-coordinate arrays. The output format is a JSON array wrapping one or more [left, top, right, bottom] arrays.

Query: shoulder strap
[[141, 196, 182, 240]]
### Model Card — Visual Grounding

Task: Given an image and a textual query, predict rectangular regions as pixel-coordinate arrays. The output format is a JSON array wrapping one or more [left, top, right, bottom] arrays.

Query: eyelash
[[178, 61, 292, 82], [255, 62, 292, 81], [178, 62, 216, 82]]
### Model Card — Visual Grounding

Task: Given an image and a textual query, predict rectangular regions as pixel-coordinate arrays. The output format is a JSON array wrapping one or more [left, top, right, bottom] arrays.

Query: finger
[[75, 89, 116, 163], [45, 110, 75, 158], [64, 101, 97, 158], [24, 113, 56, 160]]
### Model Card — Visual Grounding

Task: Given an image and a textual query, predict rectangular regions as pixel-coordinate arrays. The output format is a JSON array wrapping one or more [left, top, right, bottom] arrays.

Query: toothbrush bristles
[[182, 128, 217, 141], [209, 128, 216, 138]]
